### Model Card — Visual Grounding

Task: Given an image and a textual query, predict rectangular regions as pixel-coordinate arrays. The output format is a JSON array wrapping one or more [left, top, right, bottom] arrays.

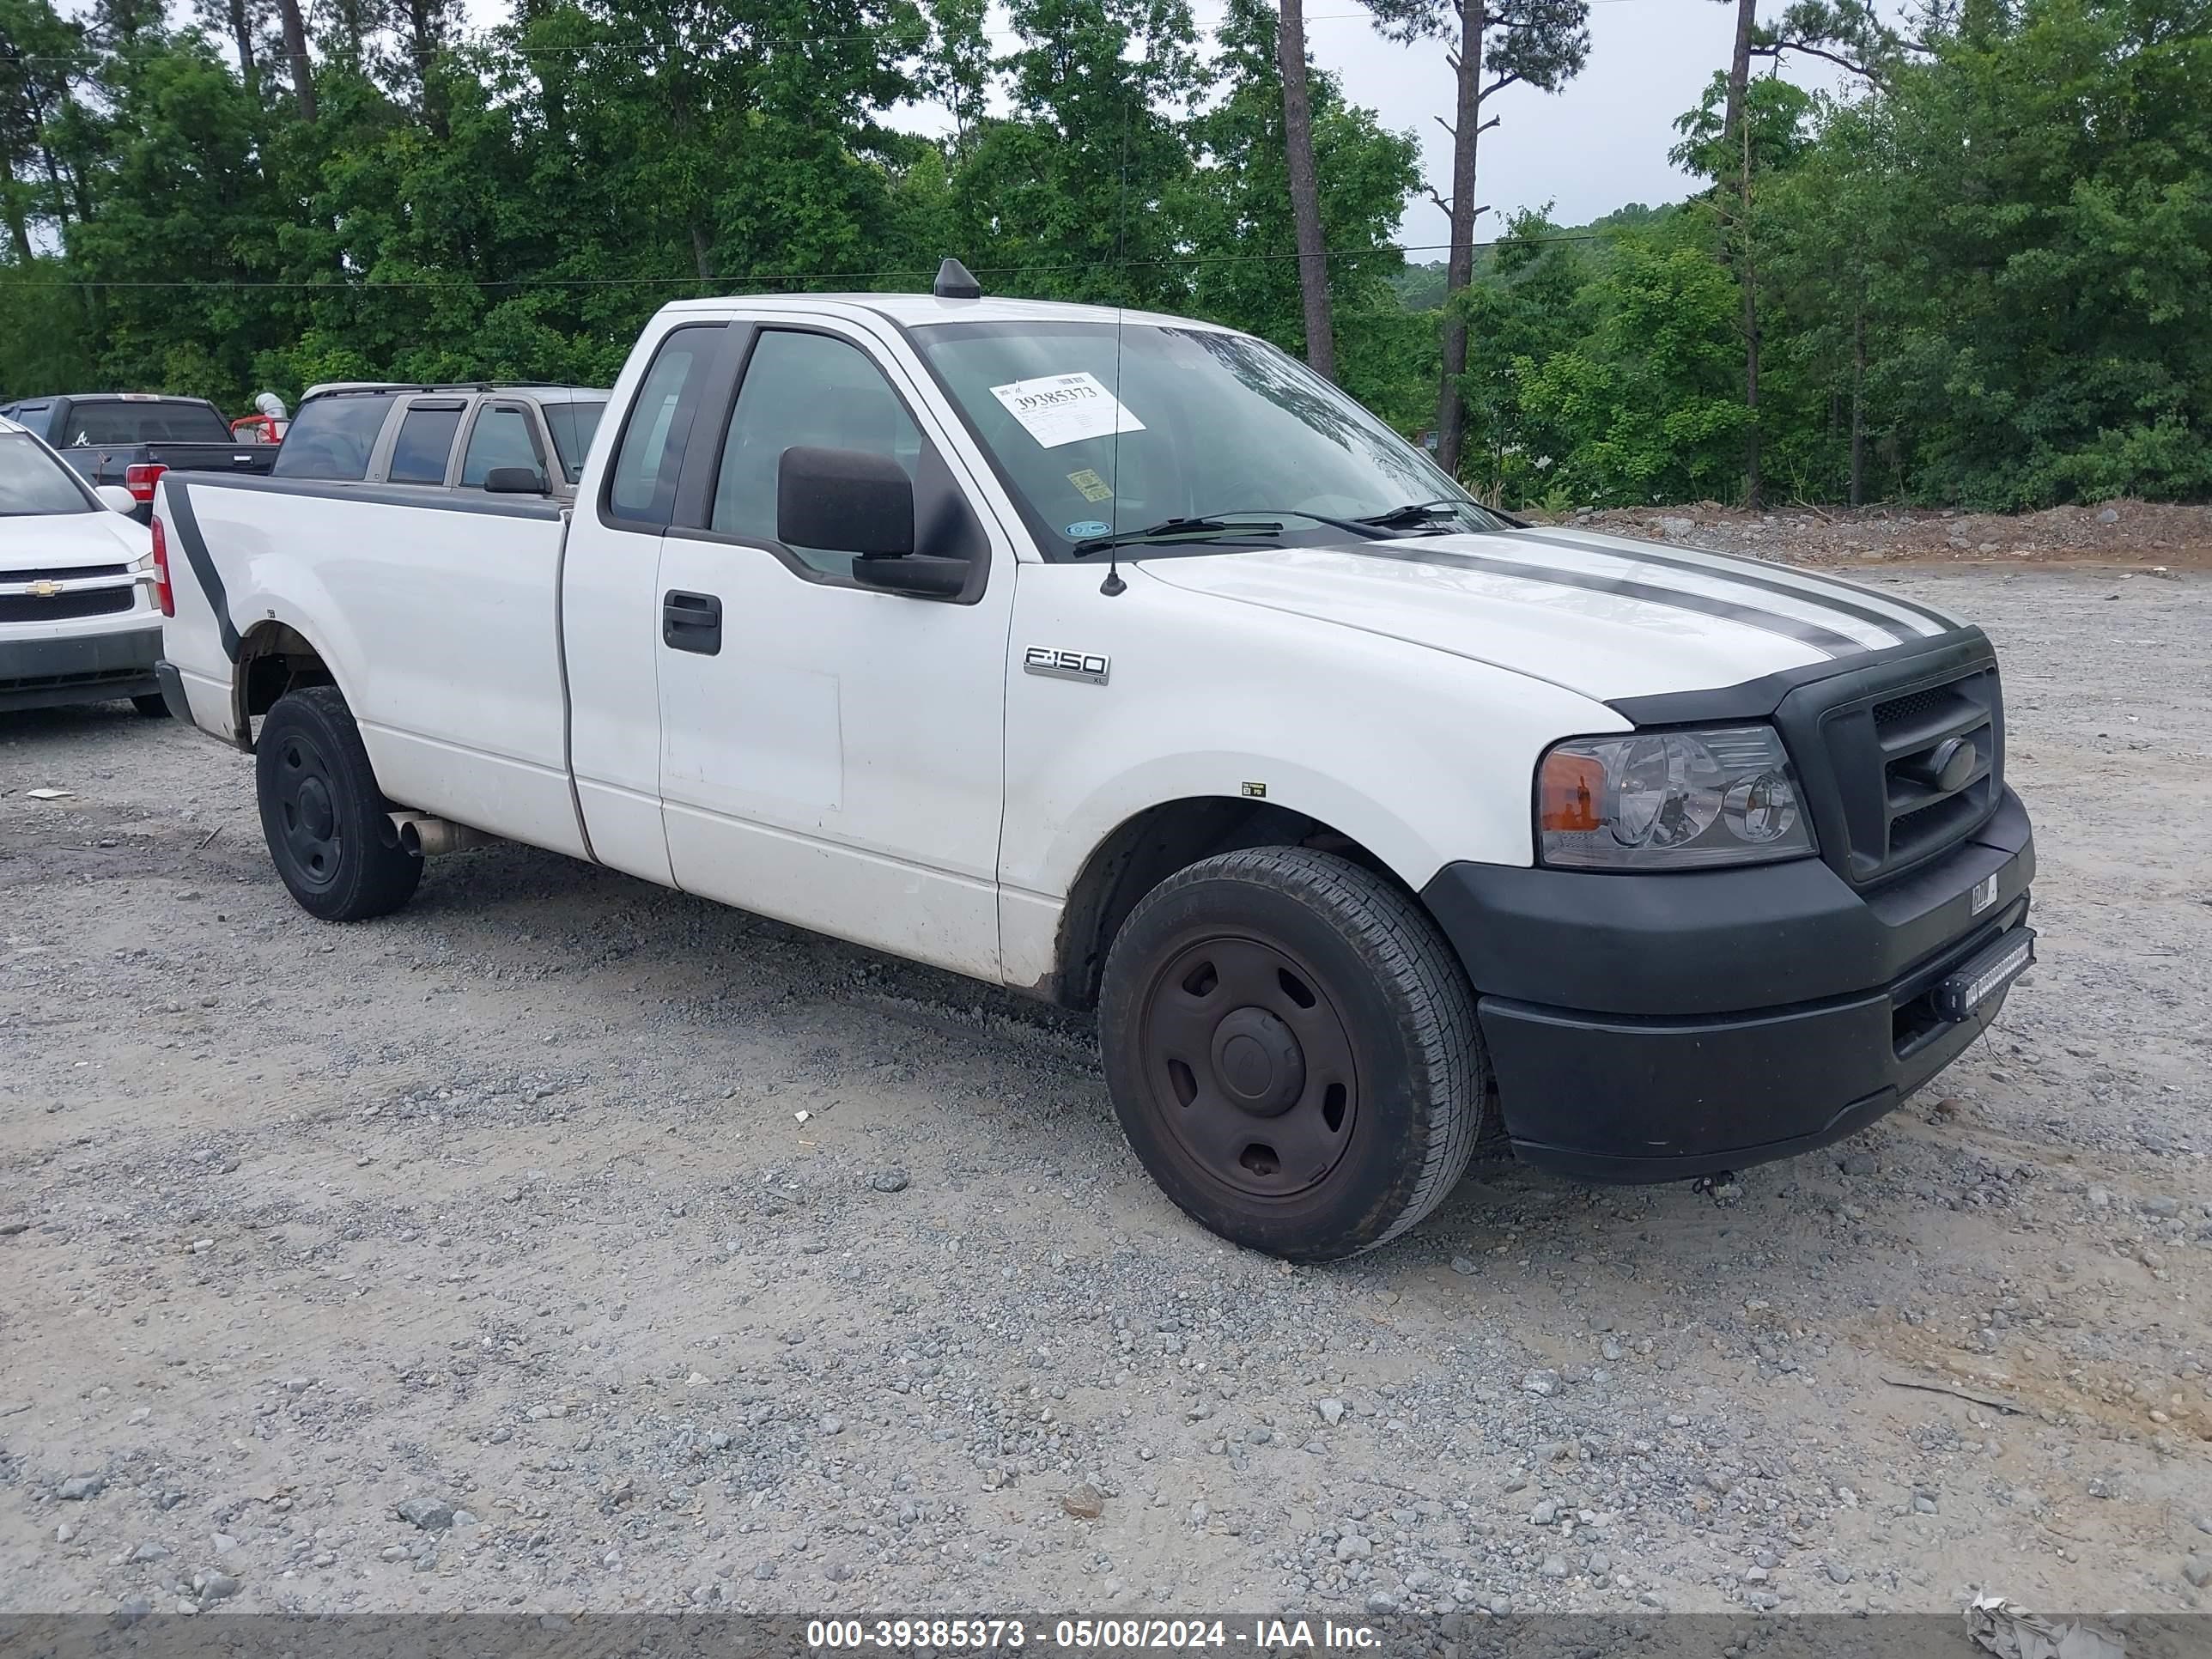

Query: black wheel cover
[[270, 728, 345, 894], [1134, 931, 1362, 1201]]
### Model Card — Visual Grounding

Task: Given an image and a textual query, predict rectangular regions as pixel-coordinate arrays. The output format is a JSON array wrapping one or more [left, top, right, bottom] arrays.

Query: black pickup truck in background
[[0, 393, 276, 521]]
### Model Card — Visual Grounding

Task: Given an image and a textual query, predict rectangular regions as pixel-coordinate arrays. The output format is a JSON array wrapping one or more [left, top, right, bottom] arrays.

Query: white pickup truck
[[153, 264, 2036, 1261]]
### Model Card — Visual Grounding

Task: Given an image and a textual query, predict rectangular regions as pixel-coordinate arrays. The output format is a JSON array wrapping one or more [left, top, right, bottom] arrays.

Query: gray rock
[[116, 1598, 152, 1626], [1317, 1398, 1345, 1426], [1659, 516, 1695, 538], [1335, 1534, 1372, 1561], [58, 1475, 105, 1501], [1365, 1591, 1398, 1615], [131, 1542, 169, 1563], [754, 1560, 777, 1581], [2097, 507, 2120, 525], [870, 1170, 909, 1194], [1522, 1370, 1559, 1397], [820, 1415, 844, 1435], [2141, 1195, 2181, 1218], [1742, 1565, 1769, 1583], [395, 1494, 454, 1532], [1449, 1255, 1479, 1276], [1913, 1493, 1938, 1515], [1839, 1151, 1877, 1176], [1827, 1563, 1854, 1584], [1540, 1554, 1569, 1579], [1586, 1551, 1612, 1575], [1529, 1498, 1559, 1525], [199, 1572, 241, 1602], [2183, 1557, 2212, 1589], [826, 1561, 853, 1583]]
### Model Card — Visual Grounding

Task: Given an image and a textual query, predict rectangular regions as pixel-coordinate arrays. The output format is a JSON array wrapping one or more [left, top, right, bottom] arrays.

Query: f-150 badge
[[1024, 647, 1109, 685]]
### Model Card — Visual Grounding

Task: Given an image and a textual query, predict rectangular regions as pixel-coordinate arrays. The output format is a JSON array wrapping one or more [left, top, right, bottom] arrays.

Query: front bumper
[[0, 623, 162, 713], [1420, 788, 2035, 1181]]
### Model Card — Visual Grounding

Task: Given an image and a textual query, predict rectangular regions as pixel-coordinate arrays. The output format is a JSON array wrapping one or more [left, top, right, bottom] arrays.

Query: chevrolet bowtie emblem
[[26, 580, 63, 598]]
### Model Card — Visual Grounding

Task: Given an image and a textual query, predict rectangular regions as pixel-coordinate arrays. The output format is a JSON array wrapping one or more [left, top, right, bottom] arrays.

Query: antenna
[[1101, 100, 1132, 599]]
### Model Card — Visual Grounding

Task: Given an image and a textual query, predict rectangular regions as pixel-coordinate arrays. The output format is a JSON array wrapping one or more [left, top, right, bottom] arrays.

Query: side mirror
[[95, 484, 137, 514], [483, 465, 548, 495], [777, 446, 914, 557]]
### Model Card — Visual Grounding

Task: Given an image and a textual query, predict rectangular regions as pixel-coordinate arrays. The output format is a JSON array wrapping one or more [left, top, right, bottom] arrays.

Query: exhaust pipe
[[388, 811, 495, 858]]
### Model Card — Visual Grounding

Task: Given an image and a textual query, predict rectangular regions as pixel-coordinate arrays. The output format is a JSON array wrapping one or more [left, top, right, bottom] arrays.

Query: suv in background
[[274, 385, 608, 498]]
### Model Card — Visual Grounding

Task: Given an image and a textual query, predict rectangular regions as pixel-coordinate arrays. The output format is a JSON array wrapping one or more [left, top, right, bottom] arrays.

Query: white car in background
[[0, 415, 163, 717]]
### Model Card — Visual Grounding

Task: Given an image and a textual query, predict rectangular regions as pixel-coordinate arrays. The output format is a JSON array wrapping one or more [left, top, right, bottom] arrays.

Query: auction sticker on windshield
[[989, 372, 1146, 449]]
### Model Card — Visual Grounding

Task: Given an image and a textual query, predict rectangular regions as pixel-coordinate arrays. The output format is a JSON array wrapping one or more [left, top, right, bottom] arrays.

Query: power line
[[6, 233, 1613, 290]]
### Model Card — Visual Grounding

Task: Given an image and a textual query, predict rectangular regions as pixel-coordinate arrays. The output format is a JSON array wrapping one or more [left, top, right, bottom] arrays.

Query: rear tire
[[255, 685, 422, 921], [1097, 846, 1485, 1262], [131, 693, 170, 718]]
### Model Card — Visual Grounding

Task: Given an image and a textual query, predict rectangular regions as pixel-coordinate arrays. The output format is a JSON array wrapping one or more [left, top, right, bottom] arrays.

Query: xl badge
[[1024, 646, 1109, 685]]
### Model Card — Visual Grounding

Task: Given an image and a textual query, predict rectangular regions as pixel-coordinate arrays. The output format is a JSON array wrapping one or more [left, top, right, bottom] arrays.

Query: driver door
[[652, 318, 1016, 980]]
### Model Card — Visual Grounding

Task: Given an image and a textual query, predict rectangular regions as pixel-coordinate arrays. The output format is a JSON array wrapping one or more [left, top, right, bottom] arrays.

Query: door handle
[[662, 590, 722, 655]]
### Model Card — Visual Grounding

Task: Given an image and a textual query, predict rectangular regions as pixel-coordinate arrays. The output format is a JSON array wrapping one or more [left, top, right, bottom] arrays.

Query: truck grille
[[1809, 664, 2003, 885], [0, 588, 134, 623]]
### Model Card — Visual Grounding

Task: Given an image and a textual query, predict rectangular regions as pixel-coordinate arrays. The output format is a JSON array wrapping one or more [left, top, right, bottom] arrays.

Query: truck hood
[[1139, 526, 1962, 703], [0, 509, 148, 572]]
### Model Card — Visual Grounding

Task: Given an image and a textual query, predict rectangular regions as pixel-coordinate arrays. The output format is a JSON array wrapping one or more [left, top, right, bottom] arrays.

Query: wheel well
[[234, 623, 337, 747], [1048, 798, 1398, 1012]]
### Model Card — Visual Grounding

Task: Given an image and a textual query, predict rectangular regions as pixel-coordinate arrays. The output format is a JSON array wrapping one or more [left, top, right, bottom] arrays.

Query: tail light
[[125, 461, 167, 506], [150, 515, 175, 617]]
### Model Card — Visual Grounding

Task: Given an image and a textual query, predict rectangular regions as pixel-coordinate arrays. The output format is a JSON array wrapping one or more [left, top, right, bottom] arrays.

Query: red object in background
[[231, 414, 285, 443]]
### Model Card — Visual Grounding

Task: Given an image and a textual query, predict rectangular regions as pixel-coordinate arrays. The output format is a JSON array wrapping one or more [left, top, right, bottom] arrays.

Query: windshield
[[911, 321, 1506, 556], [64, 399, 232, 446], [543, 399, 606, 483], [0, 434, 95, 516]]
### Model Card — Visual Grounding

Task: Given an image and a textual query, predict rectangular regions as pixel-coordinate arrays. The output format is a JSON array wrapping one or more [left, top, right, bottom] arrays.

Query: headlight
[[1536, 726, 1814, 870]]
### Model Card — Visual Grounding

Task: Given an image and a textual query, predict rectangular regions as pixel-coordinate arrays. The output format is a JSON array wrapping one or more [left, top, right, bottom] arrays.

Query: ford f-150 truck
[[150, 264, 2036, 1261], [0, 393, 277, 522]]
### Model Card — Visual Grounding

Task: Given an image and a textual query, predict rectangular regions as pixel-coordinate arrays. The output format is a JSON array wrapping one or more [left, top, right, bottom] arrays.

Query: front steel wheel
[[1099, 846, 1486, 1261]]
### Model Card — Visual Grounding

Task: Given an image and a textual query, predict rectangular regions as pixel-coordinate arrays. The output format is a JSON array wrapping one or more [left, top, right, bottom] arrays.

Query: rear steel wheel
[[255, 685, 422, 921]]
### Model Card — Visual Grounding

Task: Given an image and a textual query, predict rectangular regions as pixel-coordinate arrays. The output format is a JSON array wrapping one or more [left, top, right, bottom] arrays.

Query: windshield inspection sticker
[[1065, 519, 1113, 538], [1066, 466, 1115, 502], [989, 372, 1146, 450]]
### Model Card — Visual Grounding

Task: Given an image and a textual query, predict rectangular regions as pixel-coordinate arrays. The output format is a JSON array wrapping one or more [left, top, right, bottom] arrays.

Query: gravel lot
[[3, 562, 2208, 1624]]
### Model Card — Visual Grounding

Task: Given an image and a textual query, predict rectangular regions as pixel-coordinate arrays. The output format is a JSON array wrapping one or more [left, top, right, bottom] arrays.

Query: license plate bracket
[[1933, 927, 2037, 1022]]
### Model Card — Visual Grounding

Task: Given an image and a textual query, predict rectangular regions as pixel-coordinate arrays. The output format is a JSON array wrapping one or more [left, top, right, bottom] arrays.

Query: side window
[[606, 325, 722, 525], [459, 405, 540, 486], [273, 395, 395, 481], [388, 403, 464, 484], [708, 331, 921, 578]]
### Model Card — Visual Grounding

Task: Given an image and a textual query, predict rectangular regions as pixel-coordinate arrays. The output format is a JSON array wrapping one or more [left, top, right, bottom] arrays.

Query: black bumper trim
[[0, 623, 161, 713], [155, 658, 192, 722], [1421, 797, 2035, 1181]]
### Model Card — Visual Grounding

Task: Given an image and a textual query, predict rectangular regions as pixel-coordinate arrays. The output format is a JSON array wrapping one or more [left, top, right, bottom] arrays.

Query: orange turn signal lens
[[1538, 750, 1607, 834]]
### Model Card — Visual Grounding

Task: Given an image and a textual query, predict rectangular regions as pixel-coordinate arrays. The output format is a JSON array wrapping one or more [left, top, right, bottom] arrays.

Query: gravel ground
[[2, 562, 2208, 1625]]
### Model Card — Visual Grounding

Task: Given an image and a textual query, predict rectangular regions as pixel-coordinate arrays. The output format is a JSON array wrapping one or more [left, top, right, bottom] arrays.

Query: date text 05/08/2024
[[805, 1619, 1382, 1651]]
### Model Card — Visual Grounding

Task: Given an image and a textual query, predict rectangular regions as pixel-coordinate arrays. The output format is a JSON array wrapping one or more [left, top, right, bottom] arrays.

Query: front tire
[[255, 685, 422, 921], [1097, 846, 1486, 1262]]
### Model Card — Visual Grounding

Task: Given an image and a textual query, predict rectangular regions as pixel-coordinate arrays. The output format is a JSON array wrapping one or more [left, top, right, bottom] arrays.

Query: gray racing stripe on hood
[[1337, 541, 1868, 657], [1509, 528, 1958, 637]]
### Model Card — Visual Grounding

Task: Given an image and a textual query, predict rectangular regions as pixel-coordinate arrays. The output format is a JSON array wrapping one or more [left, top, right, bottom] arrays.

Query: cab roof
[[654, 293, 1237, 332]]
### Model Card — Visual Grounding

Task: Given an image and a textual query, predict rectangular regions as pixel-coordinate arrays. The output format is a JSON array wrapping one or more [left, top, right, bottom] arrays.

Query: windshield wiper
[[1070, 515, 1286, 556], [1355, 497, 1482, 530]]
